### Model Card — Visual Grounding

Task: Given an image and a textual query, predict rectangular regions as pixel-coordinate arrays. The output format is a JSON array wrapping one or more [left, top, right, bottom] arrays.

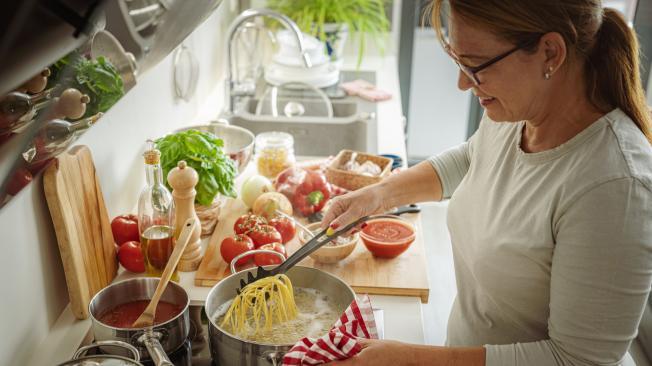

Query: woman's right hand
[[320, 184, 391, 230]]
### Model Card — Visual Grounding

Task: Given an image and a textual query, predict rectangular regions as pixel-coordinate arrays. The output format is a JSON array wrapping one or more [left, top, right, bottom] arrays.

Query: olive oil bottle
[[137, 140, 178, 281]]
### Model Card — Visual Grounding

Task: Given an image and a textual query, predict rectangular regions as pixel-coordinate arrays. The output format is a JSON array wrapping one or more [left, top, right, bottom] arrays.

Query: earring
[[544, 66, 553, 80]]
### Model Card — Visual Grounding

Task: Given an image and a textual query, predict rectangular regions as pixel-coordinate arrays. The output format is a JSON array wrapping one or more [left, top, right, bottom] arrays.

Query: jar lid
[[255, 131, 294, 150]]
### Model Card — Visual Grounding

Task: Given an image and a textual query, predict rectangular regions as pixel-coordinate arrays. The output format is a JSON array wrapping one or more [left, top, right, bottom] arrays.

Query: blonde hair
[[429, 0, 652, 144]]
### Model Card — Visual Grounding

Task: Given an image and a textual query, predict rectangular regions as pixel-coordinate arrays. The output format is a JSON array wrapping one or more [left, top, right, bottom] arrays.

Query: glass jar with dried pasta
[[255, 131, 295, 179]]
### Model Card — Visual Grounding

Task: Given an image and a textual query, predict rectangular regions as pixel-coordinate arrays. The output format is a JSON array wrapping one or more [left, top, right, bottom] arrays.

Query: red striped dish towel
[[282, 295, 378, 365]]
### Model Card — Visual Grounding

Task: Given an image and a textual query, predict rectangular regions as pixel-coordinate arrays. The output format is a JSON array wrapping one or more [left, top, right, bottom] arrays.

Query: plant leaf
[[155, 129, 237, 204]]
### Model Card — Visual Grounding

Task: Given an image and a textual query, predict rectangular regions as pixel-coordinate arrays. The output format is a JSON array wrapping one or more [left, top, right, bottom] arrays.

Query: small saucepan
[[88, 278, 190, 366]]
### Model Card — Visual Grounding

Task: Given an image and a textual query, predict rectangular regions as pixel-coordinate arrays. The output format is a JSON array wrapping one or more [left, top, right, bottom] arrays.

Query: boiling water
[[214, 287, 340, 344]]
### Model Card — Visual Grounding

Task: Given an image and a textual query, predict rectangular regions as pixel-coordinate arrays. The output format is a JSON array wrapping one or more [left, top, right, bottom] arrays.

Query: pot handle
[[73, 340, 140, 361], [142, 329, 174, 366], [265, 351, 284, 366], [229, 249, 286, 274]]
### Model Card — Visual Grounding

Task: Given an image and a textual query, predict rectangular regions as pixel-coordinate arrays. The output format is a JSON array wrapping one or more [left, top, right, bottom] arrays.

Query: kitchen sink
[[225, 71, 379, 156]]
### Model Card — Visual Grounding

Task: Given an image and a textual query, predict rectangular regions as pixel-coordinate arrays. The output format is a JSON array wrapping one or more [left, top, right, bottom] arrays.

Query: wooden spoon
[[132, 217, 198, 328]]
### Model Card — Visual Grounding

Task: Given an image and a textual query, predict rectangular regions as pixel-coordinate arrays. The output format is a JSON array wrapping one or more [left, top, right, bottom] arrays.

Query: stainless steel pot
[[58, 341, 143, 366], [175, 120, 255, 177], [88, 278, 190, 366], [204, 266, 356, 366]]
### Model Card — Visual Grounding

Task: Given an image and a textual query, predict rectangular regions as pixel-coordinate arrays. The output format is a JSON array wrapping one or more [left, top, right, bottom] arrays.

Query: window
[[603, 0, 638, 24]]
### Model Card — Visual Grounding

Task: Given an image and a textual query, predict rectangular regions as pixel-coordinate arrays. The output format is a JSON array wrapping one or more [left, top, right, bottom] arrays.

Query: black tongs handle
[[389, 204, 420, 216], [271, 215, 371, 276]]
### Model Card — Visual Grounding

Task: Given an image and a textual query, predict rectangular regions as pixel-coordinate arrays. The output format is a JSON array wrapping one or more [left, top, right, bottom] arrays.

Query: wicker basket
[[325, 150, 392, 191]]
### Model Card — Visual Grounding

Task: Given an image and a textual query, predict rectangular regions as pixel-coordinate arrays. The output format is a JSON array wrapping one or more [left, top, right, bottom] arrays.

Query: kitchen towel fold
[[340, 79, 392, 102], [282, 295, 378, 365]]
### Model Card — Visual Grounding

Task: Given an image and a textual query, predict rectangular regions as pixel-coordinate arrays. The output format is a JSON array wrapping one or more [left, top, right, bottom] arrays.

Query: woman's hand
[[322, 160, 445, 230], [320, 184, 390, 230], [328, 339, 414, 366]]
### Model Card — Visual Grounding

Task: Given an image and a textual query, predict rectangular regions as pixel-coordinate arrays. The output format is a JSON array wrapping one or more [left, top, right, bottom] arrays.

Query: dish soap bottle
[[138, 140, 178, 281]]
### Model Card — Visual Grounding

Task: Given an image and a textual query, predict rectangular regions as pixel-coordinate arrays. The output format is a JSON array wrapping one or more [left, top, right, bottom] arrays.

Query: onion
[[252, 192, 292, 219], [241, 175, 274, 207]]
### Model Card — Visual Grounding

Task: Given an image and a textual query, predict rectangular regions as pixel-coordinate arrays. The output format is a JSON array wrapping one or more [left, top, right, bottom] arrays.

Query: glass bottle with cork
[[138, 140, 178, 281]]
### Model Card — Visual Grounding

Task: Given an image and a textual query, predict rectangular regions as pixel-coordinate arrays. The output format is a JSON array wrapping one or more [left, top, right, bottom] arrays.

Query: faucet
[[223, 8, 313, 115]]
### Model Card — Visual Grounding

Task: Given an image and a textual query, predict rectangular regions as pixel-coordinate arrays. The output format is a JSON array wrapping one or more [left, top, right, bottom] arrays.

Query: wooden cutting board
[[44, 145, 118, 319], [194, 197, 430, 303]]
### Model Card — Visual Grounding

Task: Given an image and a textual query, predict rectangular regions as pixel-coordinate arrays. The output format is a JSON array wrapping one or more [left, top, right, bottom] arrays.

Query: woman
[[325, 1, 652, 365]]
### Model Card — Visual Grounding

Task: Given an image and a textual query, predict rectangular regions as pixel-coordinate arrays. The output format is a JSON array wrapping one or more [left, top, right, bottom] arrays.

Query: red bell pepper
[[275, 167, 332, 217], [292, 169, 331, 216]]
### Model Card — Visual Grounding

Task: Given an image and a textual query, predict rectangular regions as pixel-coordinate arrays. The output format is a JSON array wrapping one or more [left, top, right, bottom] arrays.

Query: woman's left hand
[[327, 338, 414, 366]]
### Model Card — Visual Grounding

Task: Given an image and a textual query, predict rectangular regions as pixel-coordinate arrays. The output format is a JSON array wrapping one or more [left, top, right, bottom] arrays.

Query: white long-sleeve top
[[428, 108, 652, 365]]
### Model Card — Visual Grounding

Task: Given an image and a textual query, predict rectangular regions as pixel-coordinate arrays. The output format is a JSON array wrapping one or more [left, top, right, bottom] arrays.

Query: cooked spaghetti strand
[[220, 274, 298, 337]]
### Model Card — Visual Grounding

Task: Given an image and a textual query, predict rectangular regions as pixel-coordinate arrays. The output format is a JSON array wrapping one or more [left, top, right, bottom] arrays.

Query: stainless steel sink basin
[[224, 71, 379, 156]]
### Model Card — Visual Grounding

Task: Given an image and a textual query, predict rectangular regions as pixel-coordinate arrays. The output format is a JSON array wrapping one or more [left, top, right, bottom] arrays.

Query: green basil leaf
[[155, 129, 237, 204]]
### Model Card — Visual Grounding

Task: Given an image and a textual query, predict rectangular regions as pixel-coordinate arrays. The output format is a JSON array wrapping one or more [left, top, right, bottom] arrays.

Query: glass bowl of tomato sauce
[[360, 216, 416, 258]]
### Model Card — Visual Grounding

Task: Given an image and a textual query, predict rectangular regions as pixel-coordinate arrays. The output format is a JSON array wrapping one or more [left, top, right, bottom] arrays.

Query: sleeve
[[484, 178, 652, 366], [427, 142, 471, 199], [428, 113, 487, 198]]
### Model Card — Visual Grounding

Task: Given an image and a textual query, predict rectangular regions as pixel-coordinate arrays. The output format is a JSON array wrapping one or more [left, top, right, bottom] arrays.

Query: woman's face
[[447, 14, 549, 122]]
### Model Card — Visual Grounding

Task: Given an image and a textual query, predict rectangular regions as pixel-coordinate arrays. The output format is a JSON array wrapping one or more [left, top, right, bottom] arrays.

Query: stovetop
[[85, 306, 384, 365]]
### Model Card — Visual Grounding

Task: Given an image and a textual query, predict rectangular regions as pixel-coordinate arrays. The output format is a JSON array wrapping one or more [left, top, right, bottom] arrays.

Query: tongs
[[236, 204, 420, 294]]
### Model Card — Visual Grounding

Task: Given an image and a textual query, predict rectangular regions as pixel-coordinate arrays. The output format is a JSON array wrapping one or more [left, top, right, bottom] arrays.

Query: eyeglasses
[[445, 37, 541, 85]]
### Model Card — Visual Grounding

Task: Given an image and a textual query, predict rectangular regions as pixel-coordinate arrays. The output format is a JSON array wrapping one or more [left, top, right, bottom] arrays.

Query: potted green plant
[[267, 0, 390, 67]]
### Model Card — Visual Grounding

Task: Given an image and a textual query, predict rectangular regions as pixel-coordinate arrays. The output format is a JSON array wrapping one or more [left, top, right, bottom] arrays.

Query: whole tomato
[[220, 234, 254, 266], [254, 242, 286, 266], [269, 216, 296, 244], [118, 241, 145, 273], [233, 214, 267, 235], [111, 214, 140, 245], [247, 224, 282, 248]]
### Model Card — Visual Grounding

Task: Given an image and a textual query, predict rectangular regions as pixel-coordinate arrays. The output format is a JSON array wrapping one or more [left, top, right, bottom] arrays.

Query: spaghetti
[[220, 274, 298, 337]]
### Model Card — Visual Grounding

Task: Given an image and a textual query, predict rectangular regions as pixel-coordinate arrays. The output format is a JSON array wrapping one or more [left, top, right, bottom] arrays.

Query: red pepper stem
[[307, 190, 324, 205]]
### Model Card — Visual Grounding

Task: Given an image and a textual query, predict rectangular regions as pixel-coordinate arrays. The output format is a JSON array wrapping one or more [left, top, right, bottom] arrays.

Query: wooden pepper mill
[[168, 160, 203, 271]]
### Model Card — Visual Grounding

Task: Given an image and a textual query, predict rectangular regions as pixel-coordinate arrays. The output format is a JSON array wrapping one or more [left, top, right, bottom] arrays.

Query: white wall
[[407, 28, 469, 160], [0, 4, 237, 365]]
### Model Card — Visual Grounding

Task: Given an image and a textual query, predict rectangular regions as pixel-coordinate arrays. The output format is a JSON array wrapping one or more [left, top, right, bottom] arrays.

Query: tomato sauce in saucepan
[[362, 219, 414, 243], [98, 300, 184, 328]]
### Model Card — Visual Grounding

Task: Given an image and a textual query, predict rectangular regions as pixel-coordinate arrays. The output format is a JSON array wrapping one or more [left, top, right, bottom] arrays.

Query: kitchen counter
[[34, 204, 425, 365], [29, 54, 421, 365]]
